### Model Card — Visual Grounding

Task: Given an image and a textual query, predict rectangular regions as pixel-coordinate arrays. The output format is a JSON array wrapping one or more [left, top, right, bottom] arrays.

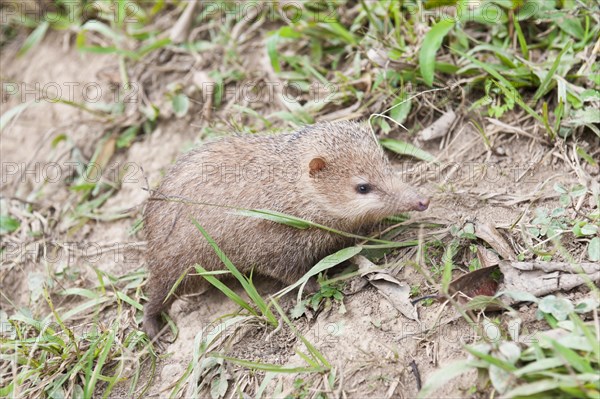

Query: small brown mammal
[[143, 121, 429, 337]]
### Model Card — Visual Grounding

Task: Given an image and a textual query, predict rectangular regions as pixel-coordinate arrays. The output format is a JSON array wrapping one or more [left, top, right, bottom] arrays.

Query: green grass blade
[[256, 372, 277, 399], [194, 265, 254, 314], [503, 380, 562, 397], [134, 38, 172, 60], [513, 18, 529, 60], [464, 346, 518, 372], [208, 353, 327, 373], [295, 349, 320, 368], [569, 314, 600, 361], [533, 42, 571, 102], [419, 19, 455, 86], [441, 240, 459, 294], [116, 291, 143, 311], [0, 101, 37, 132], [61, 297, 112, 321], [17, 21, 49, 56], [164, 268, 189, 304], [514, 357, 566, 377], [320, 21, 357, 45], [275, 246, 362, 300], [266, 32, 281, 73], [550, 339, 594, 374], [84, 332, 115, 397], [191, 220, 277, 324], [235, 209, 311, 229], [58, 288, 100, 299], [271, 299, 331, 369]]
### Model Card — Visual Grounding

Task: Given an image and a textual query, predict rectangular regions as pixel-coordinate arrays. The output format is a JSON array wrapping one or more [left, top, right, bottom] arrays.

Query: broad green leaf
[[380, 138, 436, 163], [539, 295, 574, 321], [568, 107, 600, 125], [570, 184, 587, 197], [574, 298, 599, 313], [489, 364, 511, 394], [275, 246, 362, 301], [580, 223, 597, 236], [171, 93, 189, 118], [553, 183, 568, 194], [0, 215, 20, 234], [581, 89, 600, 102], [116, 125, 140, 149], [558, 17, 584, 40], [419, 19, 455, 86], [210, 375, 228, 399], [389, 95, 412, 125]]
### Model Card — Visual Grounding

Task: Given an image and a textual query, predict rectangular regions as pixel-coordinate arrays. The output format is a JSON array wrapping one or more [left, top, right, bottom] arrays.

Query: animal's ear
[[308, 157, 326, 178]]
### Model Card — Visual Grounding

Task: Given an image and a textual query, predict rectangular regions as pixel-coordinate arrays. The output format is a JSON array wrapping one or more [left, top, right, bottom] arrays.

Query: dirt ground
[[1, 29, 597, 398]]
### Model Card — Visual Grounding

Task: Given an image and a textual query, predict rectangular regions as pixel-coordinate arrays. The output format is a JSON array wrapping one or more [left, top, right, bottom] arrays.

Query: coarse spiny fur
[[142, 121, 429, 337]]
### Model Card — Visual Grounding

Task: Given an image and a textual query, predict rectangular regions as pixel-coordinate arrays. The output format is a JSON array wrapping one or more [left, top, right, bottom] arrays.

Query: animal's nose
[[416, 197, 430, 211]]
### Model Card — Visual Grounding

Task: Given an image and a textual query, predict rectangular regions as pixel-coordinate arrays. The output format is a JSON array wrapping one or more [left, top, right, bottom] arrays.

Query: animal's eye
[[356, 184, 372, 194]]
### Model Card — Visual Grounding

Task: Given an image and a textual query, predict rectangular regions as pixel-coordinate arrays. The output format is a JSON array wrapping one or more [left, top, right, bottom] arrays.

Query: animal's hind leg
[[142, 274, 177, 338], [142, 271, 209, 338]]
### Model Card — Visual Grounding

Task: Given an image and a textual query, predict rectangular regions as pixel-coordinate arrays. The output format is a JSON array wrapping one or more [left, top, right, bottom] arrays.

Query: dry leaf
[[417, 110, 456, 141], [353, 255, 418, 321], [448, 266, 501, 299], [499, 260, 600, 298], [193, 71, 215, 119], [169, 1, 198, 44], [475, 222, 515, 260], [477, 245, 501, 267]]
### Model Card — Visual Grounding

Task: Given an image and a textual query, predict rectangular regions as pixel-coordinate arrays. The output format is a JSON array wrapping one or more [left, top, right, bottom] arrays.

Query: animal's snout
[[416, 197, 430, 211]]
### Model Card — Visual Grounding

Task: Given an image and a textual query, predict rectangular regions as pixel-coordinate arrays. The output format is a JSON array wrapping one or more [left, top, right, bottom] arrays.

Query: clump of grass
[[166, 219, 341, 398], [0, 269, 155, 398], [419, 293, 599, 398], [520, 183, 600, 262]]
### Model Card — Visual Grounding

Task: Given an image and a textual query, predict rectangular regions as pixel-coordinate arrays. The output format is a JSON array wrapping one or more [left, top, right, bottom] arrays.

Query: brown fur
[[142, 121, 429, 337]]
